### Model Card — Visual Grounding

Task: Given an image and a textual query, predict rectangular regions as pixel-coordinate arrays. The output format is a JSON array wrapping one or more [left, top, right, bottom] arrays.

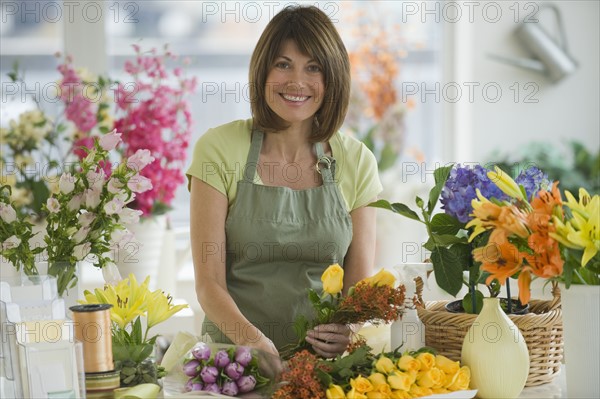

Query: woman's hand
[[250, 335, 280, 359], [306, 323, 351, 358]]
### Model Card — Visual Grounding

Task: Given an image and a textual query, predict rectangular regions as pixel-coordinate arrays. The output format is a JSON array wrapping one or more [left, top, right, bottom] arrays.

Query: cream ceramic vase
[[461, 297, 529, 399]]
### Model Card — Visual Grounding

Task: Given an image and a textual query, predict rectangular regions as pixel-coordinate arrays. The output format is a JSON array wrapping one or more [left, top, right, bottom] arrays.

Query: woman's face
[[264, 40, 325, 127]]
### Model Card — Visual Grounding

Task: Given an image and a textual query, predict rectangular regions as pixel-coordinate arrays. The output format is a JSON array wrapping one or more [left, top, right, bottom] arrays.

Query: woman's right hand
[[251, 335, 279, 359]]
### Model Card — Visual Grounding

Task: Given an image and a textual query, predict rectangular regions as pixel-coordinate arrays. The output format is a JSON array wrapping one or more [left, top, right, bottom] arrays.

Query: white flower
[[117, 207, 142, 224], [2, 235, 21, 251], [59, 173, 75, 194], [46, 197, 61, 213], [101, 261, 122, 285], [99, 129, 122, 151], [86, 169, 105, 191], [110, 228, 135, 248], [107, 177, 124, 194], [104, 198, 125, 215], [78, 212, 96, 228], [0, 203, 17, 223], [72, 226, 91, 244], [84, 188, 102, 209], [115, 190, 135, 204], [73, 242, 91, 260], [68, 193, 84, 211], [127, 174, 153, 193]]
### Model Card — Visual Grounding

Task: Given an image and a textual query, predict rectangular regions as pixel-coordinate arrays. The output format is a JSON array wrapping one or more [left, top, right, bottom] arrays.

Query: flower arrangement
[[372, 164, 552, 313], [1, 45, 197, 218], [80, 273, 188, 387], [2, 132, 152, 296], [468, 169, 599, 305], [1, 186, 43, 274], [181, 343, 271, 396], [284, 265, 406, 358], [345, 20, 414, 171], [273, 345, 472, 399]]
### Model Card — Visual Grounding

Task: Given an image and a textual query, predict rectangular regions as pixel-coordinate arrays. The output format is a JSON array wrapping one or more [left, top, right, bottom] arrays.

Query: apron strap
[[315, 142, 336, 184], [244, 130, 264, 182]]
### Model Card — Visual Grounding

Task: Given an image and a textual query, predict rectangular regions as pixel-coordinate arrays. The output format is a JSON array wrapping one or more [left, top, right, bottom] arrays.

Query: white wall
[[445, 0, 599, 163]]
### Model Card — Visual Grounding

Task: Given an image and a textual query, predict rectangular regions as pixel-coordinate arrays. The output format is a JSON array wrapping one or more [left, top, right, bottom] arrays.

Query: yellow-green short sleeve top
[[186, 119, 382, 211]]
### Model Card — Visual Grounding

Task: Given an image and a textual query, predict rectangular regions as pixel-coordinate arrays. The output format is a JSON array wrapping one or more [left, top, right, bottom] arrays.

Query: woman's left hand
[[306, 323, 351, 358]]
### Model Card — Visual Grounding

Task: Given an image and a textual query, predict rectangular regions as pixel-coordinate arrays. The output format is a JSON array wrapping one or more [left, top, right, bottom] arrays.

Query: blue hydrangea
[[515, 166, 551, 200], [440, 164, 508, 223]]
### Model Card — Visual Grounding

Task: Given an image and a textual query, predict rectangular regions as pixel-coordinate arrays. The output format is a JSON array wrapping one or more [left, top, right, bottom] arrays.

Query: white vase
[[561, 283, 600, 398], [461, 297, 529, 399], [114, 215, 167, 289]]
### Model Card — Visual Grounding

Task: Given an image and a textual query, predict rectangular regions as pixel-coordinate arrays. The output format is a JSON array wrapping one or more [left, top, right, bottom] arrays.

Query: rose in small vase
[[80, 273, 188, 387]]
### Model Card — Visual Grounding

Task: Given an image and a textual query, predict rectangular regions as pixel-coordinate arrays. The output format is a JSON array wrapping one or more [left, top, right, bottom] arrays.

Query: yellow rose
[[350, 376, 373, 393], [375, 356, 396, 374], [367, 383, 392, 398], [387, 371, 411, 391], [363, 269, 396, 286], [326, 384, 346, 399], [447, 366, 471, 391], [322, 264, 344, 295], [346, 387, 367, 399], [406, 370, 418, 385], [397, 355, 420, 373], [435, 355, 460, 375], [368, 373, 387, 388], [416, 368, 444, 388], [390, 390, 412, 399], [416, 352, 436, 371], [409, 384, 433, 397]]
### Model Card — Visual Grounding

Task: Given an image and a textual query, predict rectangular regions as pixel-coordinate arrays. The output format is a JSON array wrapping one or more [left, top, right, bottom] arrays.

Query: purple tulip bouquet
[[180, 343, 272, 397]]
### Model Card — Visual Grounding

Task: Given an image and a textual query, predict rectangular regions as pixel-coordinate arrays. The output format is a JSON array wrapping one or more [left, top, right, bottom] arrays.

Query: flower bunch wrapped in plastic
[[180, 343, 271, 396], [273, 345, 473, 399], [283, 265, 405, 358]]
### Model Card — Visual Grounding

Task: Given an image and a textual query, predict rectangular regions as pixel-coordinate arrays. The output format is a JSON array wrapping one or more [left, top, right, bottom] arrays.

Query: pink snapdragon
[[99, 130, 122, 151]]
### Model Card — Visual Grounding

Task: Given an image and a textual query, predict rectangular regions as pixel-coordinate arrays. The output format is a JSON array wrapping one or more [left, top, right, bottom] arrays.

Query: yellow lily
[[146, 289, 188, 329], [551, 191, 599, 266], [487, 166, 526, 201]]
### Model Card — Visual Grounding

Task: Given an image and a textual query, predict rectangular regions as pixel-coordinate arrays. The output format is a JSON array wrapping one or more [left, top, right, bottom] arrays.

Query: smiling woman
[[186, 5, 382, 361]]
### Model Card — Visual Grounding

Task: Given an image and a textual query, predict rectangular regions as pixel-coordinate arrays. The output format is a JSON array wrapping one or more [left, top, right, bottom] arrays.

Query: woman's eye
[[275, 61, 290, 69], [307, 65, 322, 73]]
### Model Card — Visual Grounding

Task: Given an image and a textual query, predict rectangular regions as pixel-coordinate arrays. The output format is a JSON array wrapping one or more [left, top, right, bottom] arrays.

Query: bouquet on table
[[80, 273, 188, 387], [282, 264, 406, 358], [273, 345, 472, 399]]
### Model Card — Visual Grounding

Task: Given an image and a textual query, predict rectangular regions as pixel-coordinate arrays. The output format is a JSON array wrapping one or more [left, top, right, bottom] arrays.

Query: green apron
[[202, 130, 353, 350]]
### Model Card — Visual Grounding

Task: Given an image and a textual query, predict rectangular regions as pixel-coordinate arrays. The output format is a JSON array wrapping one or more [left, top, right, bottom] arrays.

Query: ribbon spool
[[70, 304, 114, 373]]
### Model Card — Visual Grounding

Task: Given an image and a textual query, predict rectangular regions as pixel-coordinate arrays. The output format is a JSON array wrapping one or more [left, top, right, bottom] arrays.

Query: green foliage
[[489, 140, 599, 199]]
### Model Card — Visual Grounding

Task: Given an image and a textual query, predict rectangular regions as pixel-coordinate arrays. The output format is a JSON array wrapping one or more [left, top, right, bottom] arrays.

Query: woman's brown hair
[[249, 5, 350, 142]]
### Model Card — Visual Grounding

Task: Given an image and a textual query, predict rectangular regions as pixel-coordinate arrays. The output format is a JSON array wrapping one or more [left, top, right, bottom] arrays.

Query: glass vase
[[113, 343, 159, 387]]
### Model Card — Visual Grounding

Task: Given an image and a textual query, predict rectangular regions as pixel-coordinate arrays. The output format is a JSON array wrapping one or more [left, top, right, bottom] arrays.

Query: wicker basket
[[415, 280, 563, 387]]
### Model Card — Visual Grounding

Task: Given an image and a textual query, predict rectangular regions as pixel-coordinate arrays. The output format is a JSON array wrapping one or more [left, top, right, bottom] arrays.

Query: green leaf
[[368, 200, 421, 222], [131, 317, 142, 344], [431, 234, 465, 246], [415, 196, 424, 208], [428, 165, 453, 214], [462, 290, 485, 314], [431, 247, 463, 296], [430, 213, 464, 236]]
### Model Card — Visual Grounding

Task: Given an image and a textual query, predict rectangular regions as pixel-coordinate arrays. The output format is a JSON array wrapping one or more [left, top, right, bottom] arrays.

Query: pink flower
[[118, 207, 142, 224], [127, 174, 153, 193], [110, 228, 135, 248], [104, 198, 125, 215], [126, 149, 155, 172], [86, 169, 105, 191], [67, 194, 84, 211], [84, 188, 102, 209], [0, 203, 17, 223], [73, 242, 91, 260], [99, 130, 122, 151], [72, 226, 90, 243], [73, 137, 95, 160], [78, 212, 96, 228]]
